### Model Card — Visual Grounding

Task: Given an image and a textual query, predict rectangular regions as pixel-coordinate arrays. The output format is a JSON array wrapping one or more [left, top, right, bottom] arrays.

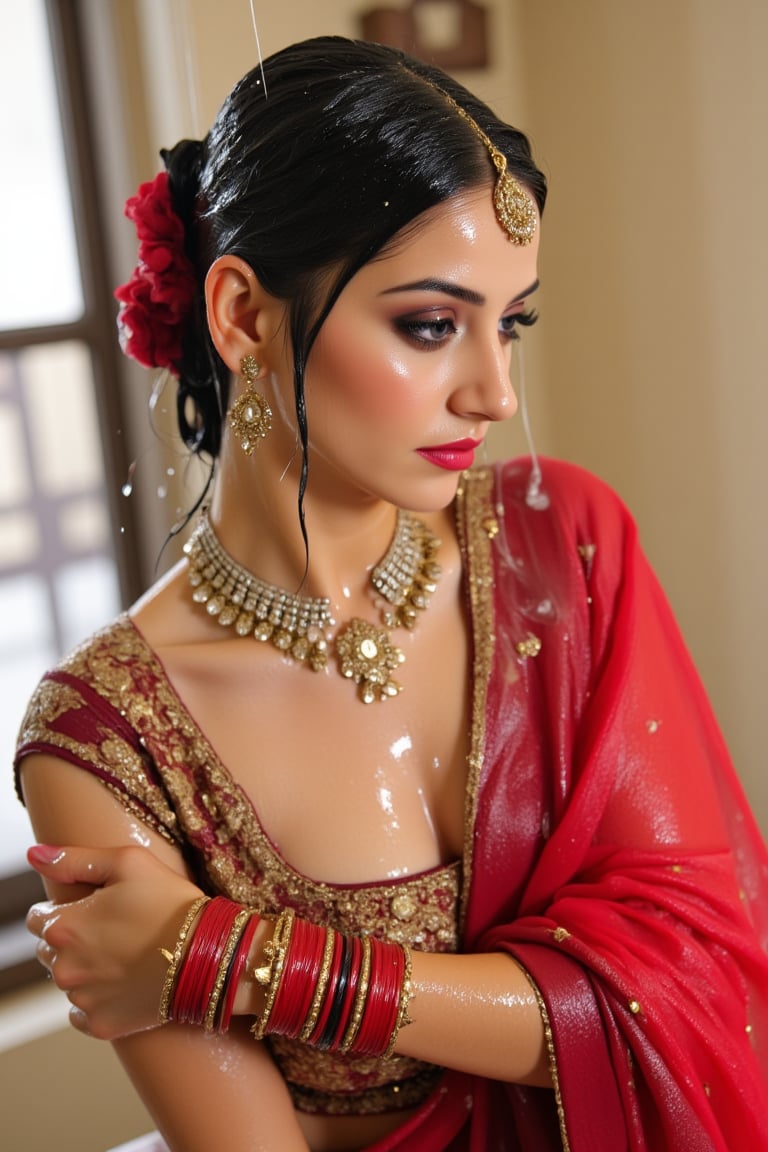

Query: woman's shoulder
[[494, 454, 629, 510], [491, 455, 637, 544], [15, 614, 153, 752]]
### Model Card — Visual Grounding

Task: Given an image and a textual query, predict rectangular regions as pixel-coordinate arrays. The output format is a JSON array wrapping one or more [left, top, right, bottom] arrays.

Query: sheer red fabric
[[367, 458, 768, 1150]]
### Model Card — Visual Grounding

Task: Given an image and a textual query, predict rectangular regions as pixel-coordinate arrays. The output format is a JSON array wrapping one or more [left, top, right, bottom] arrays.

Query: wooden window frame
[[0, 0, 144, 990]]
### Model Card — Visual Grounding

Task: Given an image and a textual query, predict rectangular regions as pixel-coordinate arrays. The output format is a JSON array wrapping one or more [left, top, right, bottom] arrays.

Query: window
[[0, 0, 141, 987]]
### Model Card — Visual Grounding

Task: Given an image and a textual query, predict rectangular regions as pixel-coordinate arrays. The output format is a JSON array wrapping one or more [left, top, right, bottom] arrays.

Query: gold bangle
[[299, 926, 336, 1042], [157, 895, 210, 1025], [385, 943, 414, 1057], [203, 907, 253, 1033], [250, 908, 295, 1041], [339, 934, 372, 1054]]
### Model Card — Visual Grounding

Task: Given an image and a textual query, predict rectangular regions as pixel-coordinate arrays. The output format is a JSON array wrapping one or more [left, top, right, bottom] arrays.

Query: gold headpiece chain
[[439, 89, 537, 246]]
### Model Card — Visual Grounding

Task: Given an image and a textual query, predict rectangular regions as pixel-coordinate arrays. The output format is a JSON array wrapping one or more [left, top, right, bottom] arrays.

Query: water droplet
[[122, 461, 136, 497]]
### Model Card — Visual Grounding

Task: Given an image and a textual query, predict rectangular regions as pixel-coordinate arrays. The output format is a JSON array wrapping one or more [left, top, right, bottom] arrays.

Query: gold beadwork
[[184, 508, 441, 703], [158, 895, 210, 1025], [299, 927, 336, 1042], [340, 935, 372, 1054], [391, 893, 417, 922], [251, 908, 295, 1040], [438, 92, 537, 245], [335, 618, 405, 703], [386, 944, 414, 1056], [628, 999, 642, 1016], [186, 513, 333, 669], [229, 355, 272, 454], [515, 632, 542, 659], [204, 906, 253, 1033], [552, 927, 571, 943]]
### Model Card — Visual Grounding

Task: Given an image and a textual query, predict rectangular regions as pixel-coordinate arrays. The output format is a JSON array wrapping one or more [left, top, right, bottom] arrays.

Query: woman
[[15, 36, 768, 1152]]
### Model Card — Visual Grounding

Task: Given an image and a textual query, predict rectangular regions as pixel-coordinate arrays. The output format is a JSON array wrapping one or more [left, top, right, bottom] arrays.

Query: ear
[[204, 255, 283, 374]]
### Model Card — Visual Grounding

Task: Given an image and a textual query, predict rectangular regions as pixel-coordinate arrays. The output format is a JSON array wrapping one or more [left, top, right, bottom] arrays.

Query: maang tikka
[[229, 355, 273, 455], [435, 88, 537, 246]]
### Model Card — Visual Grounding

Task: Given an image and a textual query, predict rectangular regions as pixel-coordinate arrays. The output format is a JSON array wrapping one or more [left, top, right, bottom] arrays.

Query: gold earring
[[229, 355, 273, 455]]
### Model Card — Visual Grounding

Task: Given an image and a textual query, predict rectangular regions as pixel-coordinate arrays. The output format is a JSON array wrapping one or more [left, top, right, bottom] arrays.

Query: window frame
[[0, 0, 145, 989]]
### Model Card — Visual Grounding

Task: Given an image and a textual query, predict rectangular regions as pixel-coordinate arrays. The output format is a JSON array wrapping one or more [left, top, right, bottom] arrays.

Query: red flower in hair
[[114, 171, 197, 374]]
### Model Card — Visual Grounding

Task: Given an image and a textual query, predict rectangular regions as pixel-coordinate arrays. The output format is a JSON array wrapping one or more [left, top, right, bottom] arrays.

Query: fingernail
[[28, 845, 66, 866]]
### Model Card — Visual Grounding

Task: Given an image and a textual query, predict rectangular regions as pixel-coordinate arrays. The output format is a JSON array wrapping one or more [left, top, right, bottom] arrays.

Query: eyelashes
[[396, 309, 539, 348], [500, 309, 538, 341], [395, 317, 457, 346]]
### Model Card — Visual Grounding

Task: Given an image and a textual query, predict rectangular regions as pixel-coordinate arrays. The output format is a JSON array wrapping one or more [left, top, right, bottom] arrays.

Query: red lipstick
[[416, 438, 483, 472]]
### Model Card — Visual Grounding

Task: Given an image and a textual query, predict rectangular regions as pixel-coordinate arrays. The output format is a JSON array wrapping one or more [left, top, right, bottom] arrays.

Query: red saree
[[369, 458, 768, 1150], [15, 458, 768, 1151]]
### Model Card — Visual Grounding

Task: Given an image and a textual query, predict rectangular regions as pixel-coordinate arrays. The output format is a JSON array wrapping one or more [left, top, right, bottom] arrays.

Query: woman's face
[[278, 185, 540, 511]]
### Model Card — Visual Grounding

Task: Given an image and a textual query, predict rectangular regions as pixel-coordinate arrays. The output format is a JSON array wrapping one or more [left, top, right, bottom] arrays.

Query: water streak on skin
[[127, 823, 151, 849]]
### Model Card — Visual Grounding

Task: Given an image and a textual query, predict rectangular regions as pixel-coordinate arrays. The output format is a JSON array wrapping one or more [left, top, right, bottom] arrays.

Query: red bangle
[[292, 921, 326, 1037], [269, 917, 326, 1038], [352, 939, 404, 1055], [172, 897, 241, 1026], [308, 930, 344, 1046], [217, 911, 261, 1033], [250, 915, 411, 1059]]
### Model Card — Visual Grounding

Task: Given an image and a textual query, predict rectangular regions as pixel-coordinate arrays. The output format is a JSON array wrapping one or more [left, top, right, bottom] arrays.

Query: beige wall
[[511, 0, 768, 833], [0, 989, 153, 1152]]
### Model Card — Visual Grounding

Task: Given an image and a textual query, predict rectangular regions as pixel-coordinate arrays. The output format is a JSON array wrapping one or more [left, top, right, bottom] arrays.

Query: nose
[[450, 338, 518, 424]]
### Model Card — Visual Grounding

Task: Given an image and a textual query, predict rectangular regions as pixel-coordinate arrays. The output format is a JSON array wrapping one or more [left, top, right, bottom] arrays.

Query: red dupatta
[[368, 458, 768, 1151]]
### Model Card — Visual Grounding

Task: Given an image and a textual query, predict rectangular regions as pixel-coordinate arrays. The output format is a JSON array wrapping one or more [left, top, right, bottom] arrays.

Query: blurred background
[[1, 1, 765, 1148]]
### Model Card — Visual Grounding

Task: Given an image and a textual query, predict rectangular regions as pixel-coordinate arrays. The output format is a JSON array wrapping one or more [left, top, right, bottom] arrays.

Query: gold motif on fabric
[[454, 468, 496, 933]]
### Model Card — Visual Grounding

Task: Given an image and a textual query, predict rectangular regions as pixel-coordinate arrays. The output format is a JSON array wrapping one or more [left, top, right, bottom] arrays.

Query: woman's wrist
[[158, 897, 412, 1059]]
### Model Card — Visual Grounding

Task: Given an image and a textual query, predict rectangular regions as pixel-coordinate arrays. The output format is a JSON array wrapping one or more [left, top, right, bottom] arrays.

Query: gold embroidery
[[455, 467, 496, 933], [286, 1065, 443, 1115], [515, 632, 543, 659], [16, 668, 179, 846], [519, 967, 572, 1152], [17, 614, 462, 1113]]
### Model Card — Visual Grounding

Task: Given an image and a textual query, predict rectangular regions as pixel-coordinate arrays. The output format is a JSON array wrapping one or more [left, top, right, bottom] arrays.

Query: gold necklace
[[184, 511, 441, 703]]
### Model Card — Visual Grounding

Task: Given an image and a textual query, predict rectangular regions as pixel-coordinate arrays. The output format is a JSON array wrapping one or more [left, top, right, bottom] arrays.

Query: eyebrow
[[380, 277, 540, 306]]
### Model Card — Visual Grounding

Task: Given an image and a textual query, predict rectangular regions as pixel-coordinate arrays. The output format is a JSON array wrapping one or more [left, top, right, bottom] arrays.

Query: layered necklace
[[184, 511, 442, 703]]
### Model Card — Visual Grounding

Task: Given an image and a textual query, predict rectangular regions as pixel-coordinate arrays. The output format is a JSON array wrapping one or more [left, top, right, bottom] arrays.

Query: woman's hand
[[26, 843, 204, 1040]]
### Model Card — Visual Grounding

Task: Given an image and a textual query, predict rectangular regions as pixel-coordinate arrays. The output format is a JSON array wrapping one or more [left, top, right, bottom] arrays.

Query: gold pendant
[[334, 618, 405, 704]]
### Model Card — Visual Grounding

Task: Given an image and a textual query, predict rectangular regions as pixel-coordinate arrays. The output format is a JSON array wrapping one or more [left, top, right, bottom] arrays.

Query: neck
[[209, 455, 403, 612]]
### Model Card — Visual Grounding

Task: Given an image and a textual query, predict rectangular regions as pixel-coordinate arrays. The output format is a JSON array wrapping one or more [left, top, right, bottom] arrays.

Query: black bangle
[[316, 935, 352, 1050]]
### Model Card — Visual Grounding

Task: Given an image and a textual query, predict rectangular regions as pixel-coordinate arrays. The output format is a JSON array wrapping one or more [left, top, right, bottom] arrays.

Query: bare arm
[[21, 755, 310, 1152]]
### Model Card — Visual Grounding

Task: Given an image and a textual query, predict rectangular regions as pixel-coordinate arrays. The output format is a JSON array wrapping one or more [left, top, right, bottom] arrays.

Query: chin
[[388, 473, 465, 514]]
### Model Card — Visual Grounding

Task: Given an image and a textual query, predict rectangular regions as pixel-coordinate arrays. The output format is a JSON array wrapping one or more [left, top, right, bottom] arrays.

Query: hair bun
[[161, 138, 205, 229]]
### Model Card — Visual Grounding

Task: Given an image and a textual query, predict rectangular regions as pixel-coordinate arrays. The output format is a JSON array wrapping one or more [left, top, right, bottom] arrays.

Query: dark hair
[[163, 35, 546, 509]]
